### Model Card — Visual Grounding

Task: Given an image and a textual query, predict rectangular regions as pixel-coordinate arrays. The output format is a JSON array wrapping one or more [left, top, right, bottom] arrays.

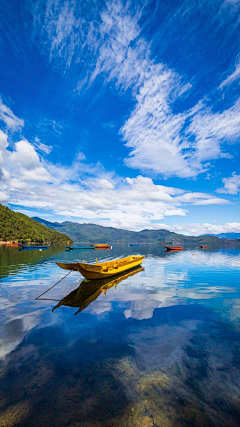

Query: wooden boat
[[52, 266, 144, 315], [164, 246, 183, 251], [89, 244, 111, 249], [19, 244, 50, 249], [200, 245, 207, 249], [65, 246, 95, 250], [6, 243, 19, 247], [94, 247, 111, 250], [56, 254, 145, 280]]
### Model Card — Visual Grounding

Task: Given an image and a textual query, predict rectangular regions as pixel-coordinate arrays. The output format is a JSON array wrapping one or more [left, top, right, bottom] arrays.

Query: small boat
[[19, 244, 50, 249], [89, 244, 111, 249], [129, 244, 140, 247], [52, 266, 144, 315], [94, 247, 111, 250], [65, 246, 95, 251], [200, 245, 207, 249], [56, 254, 145, 280], [164, 246, 183, 251], [6, 243, 19, 247]]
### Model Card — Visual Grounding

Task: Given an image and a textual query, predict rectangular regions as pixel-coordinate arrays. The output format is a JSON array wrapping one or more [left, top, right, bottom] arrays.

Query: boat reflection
[[18, 247, 50, 251], [52, 266, 144, 315]]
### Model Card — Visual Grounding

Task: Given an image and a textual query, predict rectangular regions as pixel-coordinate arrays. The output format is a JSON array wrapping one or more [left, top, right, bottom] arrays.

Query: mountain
[[32, 217, 237, 245], [211, 233, 240, 239], [0, 204, 72, 243]]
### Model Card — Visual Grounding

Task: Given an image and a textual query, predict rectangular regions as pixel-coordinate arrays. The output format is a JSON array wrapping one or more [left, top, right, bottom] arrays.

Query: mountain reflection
[[52, 266, 144, 315]]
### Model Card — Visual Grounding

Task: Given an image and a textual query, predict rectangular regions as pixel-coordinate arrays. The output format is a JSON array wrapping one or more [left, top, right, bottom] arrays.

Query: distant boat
[[65, 246, 95, 251], [19, 244, 50, 249], [94, 247, 112, 250], [129, 244, 140, 247], [200, 245, 207, 249], [56, 255, 145, 280], [164, 246, 183, 252], [89, 244, 111, 249]]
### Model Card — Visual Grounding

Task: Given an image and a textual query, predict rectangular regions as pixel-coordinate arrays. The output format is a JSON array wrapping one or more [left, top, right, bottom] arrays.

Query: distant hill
[[211, 233, 240, 239], [32, 217, 237, 245], [0, 204, 72, 243]]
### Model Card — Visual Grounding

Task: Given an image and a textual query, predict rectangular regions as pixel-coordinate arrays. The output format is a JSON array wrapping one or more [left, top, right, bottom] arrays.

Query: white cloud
[[89, 1, 240, 178], [0, 191, 9, 202], [219, 55, 240, 89], [9, 178, 29, 190], [10, 140, 42, 169], [0, 130, 8, 164], [0, 98, 24, 131], [0, 125, 230, 230], [7, 139, 51, 182], [193, 198, 230, 206], [174, 191, 229, 205], [217, 172, 240, 195], [38, 118, 64, 135], [154, 222, 240, 236], [85, 1, 240, 179], [15, 200, 55, 208], [187, 100, 240, 160], [34, 137, 53, 155], [29, 0, 240, 179], [0, 132, 52, 189], [75, 151, 86, 161], [97, 179, 115, 190], [20, 167, 51, 182]]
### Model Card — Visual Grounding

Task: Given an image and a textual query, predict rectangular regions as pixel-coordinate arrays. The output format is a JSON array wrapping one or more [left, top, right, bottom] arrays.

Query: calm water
[[1, 244, 240, 427]]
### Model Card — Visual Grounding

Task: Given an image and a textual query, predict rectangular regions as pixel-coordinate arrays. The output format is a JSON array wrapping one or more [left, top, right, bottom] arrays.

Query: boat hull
[[56, 255, 145, 280], [164, 246, 183, 251], [65, 247, 95, 250], [89, 244, 111, 249]]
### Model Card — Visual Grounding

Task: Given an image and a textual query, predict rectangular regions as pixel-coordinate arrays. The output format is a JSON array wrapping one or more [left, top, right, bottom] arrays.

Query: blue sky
[[0, 0, 240, 235]]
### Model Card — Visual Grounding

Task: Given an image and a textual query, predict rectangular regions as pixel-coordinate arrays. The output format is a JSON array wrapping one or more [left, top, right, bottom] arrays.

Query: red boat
[[164, 246, 183, 251], [89, 244, 111, 249], [6, 243, 19, 247], [200, 245, 207, 249]]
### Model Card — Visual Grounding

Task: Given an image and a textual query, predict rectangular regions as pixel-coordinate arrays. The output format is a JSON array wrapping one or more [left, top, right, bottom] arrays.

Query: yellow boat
[[52, 266, 144, 315], [56, 255, 145, 280]]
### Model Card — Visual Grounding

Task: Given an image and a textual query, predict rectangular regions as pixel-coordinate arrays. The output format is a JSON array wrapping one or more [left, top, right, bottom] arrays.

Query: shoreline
[[0, 241, 71, 245]]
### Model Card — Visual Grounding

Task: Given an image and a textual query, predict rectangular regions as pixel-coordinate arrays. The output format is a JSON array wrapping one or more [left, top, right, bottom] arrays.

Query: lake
[[1, 244, 240, 427]]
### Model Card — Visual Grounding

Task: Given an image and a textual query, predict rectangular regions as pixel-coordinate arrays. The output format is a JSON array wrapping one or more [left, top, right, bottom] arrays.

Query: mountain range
[[211, 233, 240, 239], [33, 217, 239, 245]]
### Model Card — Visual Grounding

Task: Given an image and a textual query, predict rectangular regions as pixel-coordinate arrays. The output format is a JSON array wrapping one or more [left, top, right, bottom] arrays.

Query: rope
[[35, 270, 72, 300]]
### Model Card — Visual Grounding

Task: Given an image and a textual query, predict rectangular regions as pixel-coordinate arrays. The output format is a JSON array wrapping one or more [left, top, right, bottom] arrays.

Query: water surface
[[1, 244, 240, 426]]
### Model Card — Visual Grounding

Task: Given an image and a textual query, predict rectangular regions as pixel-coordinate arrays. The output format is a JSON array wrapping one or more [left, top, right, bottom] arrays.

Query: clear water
[[1, 244, 240, 427]]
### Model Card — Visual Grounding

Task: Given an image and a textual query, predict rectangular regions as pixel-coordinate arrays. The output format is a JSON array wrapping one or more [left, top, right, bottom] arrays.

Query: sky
[[0, 0, 240, 235]]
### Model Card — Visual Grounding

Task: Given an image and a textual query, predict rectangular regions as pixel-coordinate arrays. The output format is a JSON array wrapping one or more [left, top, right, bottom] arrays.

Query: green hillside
[[32, 217, 236, 245], [0, 204, 72, 243]]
